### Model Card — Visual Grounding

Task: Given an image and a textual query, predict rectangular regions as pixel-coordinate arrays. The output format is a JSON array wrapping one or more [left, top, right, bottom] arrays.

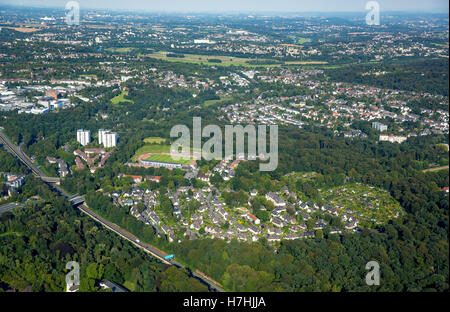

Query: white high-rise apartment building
[[372, 122, 388, 132], [98, 129, 108, 145], [105, 132, 117, 148], [76, 129, 91, 146], [98, 129, 117, 148]]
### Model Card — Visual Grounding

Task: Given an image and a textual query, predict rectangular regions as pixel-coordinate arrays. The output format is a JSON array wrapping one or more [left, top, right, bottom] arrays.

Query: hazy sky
[[4, 0, 450, 13]]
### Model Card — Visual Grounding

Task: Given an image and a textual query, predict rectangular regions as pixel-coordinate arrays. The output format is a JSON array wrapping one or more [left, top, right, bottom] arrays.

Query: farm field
[[106, 47, 136, 53], [285, 60, 328, 65], [145, 51, 279, 67], [3, 26, 40, 33]]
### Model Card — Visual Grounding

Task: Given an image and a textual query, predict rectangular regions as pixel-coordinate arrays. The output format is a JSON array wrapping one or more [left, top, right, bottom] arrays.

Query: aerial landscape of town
[[0, 0, 448, 301]]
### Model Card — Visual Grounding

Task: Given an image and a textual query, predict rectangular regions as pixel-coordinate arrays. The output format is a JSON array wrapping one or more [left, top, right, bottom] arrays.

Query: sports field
[[132, 144, 171, 161], [145, 154, 192, 165]]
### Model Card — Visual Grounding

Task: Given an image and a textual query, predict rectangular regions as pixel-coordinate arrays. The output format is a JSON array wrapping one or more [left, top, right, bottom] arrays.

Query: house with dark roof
[[248, 224, 261, 235], [267, 234, 281, 243], [271, 217, 284, 228], [265, 192, 286, 207], [99, 280, 128, 292]]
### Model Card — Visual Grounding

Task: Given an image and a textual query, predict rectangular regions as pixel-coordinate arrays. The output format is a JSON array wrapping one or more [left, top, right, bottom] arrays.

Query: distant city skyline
[[3, 0, 449, 13]]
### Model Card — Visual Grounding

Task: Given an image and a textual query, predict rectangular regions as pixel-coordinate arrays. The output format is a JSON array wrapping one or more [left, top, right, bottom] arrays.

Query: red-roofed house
[[246, 213, 260, 225]]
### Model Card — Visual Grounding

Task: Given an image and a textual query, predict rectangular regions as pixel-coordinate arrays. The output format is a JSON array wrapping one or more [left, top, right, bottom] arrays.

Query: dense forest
[[0, 150, 208, 292], [326, 59, 449, 96]]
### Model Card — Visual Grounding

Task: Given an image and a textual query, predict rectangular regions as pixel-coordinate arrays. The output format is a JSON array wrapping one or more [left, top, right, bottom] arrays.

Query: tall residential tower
[[76, 129, 91, 146]]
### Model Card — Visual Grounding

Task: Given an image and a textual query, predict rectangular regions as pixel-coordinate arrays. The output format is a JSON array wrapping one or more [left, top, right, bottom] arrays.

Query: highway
[[0, 129, 224, 292], [0, 202, 24, 216], [0, 131, 45, 177]]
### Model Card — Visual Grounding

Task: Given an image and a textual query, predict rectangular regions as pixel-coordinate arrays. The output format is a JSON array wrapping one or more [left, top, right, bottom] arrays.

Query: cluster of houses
[[220, 80, 448, 138], [73, 148, 113, 173], [46, 156, 70, 177], [107, 167, 374, 246], [0, 172, 26, 197], [156, 70, 216, 90]]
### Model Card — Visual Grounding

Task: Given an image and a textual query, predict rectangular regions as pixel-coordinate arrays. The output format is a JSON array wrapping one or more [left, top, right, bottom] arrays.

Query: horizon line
[[0, 4, 448, 15]]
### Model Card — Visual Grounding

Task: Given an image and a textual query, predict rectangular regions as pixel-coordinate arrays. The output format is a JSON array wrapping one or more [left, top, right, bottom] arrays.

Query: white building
[[372, 122, 388, 132], [76, 129, 91, 146], [379, 134, 407, 144], [98, 129, 117, 148], [193, 39, 215, 44]]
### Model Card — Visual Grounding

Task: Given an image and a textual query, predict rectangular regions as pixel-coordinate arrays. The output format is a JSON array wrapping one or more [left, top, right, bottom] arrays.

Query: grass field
[[431, 43, 448, 47], [285, 61, 329, 65], [144, 137, 166, 144], [105, 47, 136, 53], [318, 60, 380, 69], [296, 37, 311, 44], [145, 51, 280, 67], [132, 143, 200, 163], [281, 44, 303, 48], [123, 280, 135, 291], [111, 91, 134, 105], [3, 26, 40, 33], [203, 95, 232, 107], [79, 74, 97, 80], [145, 51, 333, 68], [132, 144, 171, 160], [145, 154, 192, 165]]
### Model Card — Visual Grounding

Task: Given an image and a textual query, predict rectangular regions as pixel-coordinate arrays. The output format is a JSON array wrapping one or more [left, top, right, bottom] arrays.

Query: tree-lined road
[[0, 129, 224, 292], [0, 131, 45, 177], [0, 202, 24, 216]]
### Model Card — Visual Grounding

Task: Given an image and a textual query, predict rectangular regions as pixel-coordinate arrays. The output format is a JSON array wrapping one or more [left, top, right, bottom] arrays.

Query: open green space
[[78, 74, 97, 79], [146, 51, 280, 67], [106, 47, 136, 53], [111, 90, 134, 105], [285, 60, 328, 65], [321, 183, 404, 227], [296, 37, 312, 44], [122, 280, 135, 291], [133, 144, 171, 160], [145, 154, 192, 165], [132, 143, 201, 163], [203, 95, 232, 107], [143, 137, 166, 144]]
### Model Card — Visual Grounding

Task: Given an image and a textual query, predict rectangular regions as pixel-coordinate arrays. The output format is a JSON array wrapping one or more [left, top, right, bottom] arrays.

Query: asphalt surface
[[0, 202, 24, 215]]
